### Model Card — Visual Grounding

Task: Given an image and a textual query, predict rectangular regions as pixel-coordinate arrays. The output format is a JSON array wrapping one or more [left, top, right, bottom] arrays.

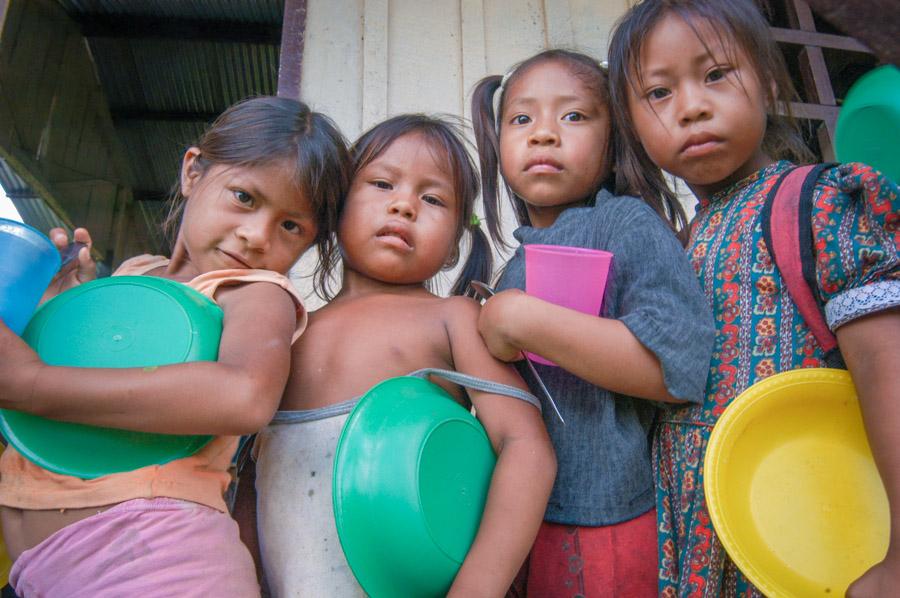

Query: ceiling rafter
[[74, 15, 281, 45]]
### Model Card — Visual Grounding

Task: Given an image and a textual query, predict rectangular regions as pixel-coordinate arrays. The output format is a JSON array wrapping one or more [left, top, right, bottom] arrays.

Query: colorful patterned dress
[[655, 161, 900, 597]]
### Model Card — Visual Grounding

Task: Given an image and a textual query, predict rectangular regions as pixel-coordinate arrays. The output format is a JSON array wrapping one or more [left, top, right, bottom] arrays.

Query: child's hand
[[41, 227, 96, 303], [847, 549, 900, 598], [0, 317, 42, 408], [477, 288, 532, 362]]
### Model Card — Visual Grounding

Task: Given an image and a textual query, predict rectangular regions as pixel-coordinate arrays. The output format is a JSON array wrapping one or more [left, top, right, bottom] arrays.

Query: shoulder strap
[[409, 368, 543, 412], [760, 163, 844, 368]]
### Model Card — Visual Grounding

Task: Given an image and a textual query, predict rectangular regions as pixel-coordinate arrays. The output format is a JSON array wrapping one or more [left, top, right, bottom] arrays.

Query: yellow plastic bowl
[[705, 368, 888, 597]]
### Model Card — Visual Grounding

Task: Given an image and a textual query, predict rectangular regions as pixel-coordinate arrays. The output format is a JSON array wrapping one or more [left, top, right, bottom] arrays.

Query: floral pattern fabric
[[655, 161, 900, 597]]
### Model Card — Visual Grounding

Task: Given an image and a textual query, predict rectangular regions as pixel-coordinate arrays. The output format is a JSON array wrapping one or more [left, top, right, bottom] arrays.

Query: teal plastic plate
[[836, 65, 900, 183], [0, 276, 223, 479], [333, 376, 496, 597]]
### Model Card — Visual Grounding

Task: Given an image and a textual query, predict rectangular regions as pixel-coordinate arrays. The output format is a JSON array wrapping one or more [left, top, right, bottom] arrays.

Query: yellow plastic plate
[[705, 368, 888, 597]]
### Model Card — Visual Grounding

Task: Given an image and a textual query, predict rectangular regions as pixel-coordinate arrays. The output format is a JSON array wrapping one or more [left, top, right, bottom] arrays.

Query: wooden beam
[[803, 0, 900, 65], [277, 0, 307, 100], [111, 108, 218, 124], [770, 27, 871, 53], [782, 102, 840, 121], [132, 189, 170, 202], [784, 0, 841, 160], [75, 15, 281, 45]]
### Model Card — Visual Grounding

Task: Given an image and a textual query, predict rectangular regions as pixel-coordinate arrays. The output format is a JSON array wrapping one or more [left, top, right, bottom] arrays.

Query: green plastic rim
[[0, 276, 223, 479], [835, 65, 900, 183], [333, 376, 496, 597]]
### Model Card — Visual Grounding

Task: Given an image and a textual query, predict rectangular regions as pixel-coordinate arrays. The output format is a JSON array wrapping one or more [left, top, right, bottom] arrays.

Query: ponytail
[[450, 223, 493, 296], [471, 75, 512, 249]]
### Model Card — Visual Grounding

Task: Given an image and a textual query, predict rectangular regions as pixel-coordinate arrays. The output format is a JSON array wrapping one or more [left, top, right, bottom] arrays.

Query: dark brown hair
[[471, 49, 691, 247], [607, 0, 814, 223], [163, 95, 352, 297], [321, 114, 488, 297]]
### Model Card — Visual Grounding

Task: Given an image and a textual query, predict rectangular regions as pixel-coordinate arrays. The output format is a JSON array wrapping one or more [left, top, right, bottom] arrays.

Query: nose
[[528, 118, 559, 146], [236, 215, 271, 251], [388, 189, 417, 220], [677, 82, 712, 125]]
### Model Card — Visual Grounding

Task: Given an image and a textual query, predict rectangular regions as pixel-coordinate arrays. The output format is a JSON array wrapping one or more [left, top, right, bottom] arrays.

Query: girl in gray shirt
[[471, 49, 713, 596]]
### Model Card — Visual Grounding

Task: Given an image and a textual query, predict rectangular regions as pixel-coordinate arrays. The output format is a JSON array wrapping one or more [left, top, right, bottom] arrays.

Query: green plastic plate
[[333, 376, 496, 597], [0, 276, 223, 479], [835, 65, 900, 183]]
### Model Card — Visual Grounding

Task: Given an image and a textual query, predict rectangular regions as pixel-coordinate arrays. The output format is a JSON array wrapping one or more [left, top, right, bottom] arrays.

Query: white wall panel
[[295, 0, 632, 304]]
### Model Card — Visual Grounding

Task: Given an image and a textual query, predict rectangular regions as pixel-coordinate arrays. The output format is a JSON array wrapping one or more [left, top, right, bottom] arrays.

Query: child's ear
[[180, 147, 203, 197]]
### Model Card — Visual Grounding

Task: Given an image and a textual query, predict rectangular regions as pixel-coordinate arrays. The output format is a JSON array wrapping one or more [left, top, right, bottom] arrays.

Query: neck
[[524, 195, 592, 229], [162, 240, 200, 282], [689, 150, 775, 201], [337, 267, 432, 301]]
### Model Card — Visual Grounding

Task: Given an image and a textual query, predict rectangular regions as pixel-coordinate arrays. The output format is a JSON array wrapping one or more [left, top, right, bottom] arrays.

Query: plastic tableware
[[524, 244, 613, 365], [0, 276, 223, 479], [0, 218, 61, 335], [835, 64, 900, 183], [333, 376, 496, 597], [705, 368, 888, 597]]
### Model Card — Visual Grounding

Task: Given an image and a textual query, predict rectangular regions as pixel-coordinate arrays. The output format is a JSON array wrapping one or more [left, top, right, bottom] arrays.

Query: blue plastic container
[[0, 218, 60, 335]]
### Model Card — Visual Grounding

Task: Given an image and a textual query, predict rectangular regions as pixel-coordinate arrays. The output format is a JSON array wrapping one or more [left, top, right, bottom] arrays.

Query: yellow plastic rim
[[704, 368, 888, 597]]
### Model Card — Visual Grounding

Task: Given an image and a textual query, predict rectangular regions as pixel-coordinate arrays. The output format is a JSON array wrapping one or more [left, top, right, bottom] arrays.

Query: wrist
[[501, 292, 537, 350]]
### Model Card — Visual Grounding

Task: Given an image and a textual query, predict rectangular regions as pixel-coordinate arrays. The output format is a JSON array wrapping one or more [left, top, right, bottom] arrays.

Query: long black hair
[[607, 0, 814, 218]]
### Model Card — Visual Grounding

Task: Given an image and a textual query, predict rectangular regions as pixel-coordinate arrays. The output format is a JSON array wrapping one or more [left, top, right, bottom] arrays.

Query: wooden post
[[277, 0, 307, 100], [787, 0, 837, 160]]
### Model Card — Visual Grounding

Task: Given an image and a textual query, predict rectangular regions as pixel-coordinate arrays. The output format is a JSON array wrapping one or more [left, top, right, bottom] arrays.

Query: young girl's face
[[178, 152, 317, 276], [339, 132, 459, 285], [626, 13, 773, 198], [499, 60, 612, 228]]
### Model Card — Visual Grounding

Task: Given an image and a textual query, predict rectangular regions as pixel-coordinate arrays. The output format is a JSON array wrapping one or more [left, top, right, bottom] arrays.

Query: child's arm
[[840, 308, 900, 597], [445, 297, 556, 597], [479, 289, 683, 402], [0, 280, 296, 435], [479, 201, 713, 405]]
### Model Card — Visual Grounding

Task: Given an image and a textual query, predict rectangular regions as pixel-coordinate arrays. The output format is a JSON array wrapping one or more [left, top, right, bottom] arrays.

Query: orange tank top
[[0, 255, 307, 512]]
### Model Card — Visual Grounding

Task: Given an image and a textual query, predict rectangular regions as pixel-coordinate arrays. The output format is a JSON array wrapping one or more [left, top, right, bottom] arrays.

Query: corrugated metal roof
[[56, 0, 283, 23], [48, 0, 285, 250]]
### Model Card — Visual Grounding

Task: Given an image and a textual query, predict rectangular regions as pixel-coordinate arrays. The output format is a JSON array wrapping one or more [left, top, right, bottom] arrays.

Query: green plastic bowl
[[0, 276, 223, 479], [333, 376, 497, 597], [835, 65, 900, 183]]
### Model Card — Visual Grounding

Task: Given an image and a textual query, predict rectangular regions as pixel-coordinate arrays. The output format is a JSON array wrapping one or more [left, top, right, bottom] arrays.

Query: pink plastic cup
[[524, 244, 613, 366]]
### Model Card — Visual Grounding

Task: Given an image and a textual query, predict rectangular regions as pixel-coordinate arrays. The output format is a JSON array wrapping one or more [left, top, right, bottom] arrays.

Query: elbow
[[224, 377, 282, 434], [542, 444, 558, 486]]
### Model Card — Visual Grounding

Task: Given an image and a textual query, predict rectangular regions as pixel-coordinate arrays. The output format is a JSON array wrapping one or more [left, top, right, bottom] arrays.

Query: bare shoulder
[[437, 294, 481, 327], [212, 279, 297, 318]]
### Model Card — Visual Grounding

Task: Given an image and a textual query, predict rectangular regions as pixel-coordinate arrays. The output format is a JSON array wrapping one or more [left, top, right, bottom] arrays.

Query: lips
[[376, 222, 413, 250], [219, 249, 253, 269], [524, 156, 564, 173], [680, 132, 723, 157]]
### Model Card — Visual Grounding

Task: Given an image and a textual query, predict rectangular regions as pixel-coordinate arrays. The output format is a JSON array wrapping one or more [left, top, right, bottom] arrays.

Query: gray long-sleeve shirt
[[497, 190, 714, 526]]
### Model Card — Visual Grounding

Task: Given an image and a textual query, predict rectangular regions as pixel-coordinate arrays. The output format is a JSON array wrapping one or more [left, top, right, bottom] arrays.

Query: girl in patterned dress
[[608, 1, 900, 596]]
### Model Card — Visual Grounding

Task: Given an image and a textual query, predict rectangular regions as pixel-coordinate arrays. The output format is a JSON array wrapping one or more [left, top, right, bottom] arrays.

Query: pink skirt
[[10, 497, 259, 597]]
